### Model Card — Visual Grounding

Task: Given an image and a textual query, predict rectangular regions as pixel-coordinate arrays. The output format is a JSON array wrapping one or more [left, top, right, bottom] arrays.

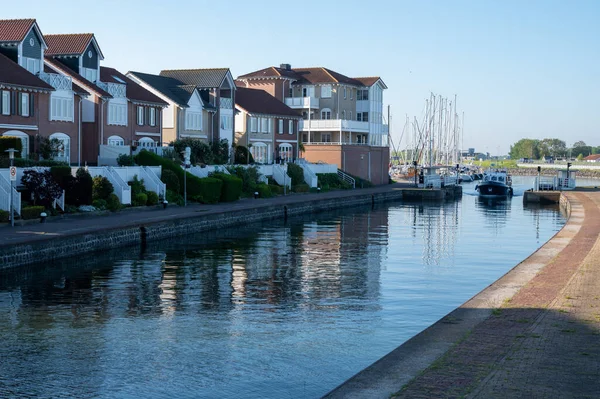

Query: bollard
[[254, 191, 259, 199], [40, 212, 47, 223], [317, 187, 321, 193], [163, 200, 168, 209]]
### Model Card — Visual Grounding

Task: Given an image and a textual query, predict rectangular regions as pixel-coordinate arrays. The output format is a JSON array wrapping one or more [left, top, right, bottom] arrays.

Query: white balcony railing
[[285, 97, 319, 109], [300, 119, 370, 133], [38, 72, 72, 91], [97, 81, 126, 98], [220, 97, 233, 109]]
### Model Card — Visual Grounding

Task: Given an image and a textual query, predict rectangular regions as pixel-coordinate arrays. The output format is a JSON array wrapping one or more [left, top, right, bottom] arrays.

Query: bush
[[50, 166, 72, 188], [66, 168, 93, 205], [191, 177, 222, 204], [234, 145, 254, 164], [92, 176, 114, 200], [92, 199, 107, 210], [173, 139, 213, 165], [133, 193, 148, 207], [0, 210, 9, 223], [147, 191, 159, 206], [21, 206, 45, 220], [293, 183, 310, 193], [106, 193, 121, 212], [161, 169, 180, 193], [129, 175, 146, 197], [21, 170, 63, 207], [227, 165, 263, 195], [117, 154, 135, 166], [166, 189, 184, 206], [268, 184, 283, 195], [211, 172, 242, 202], [0, 136, 23, 157], [287, 163, 305, 186], [256, 183, 273, 198]]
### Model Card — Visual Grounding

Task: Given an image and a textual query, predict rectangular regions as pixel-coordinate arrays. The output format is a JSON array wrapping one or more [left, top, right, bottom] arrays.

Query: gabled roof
[[127, 71, 194, 107], [238, 66, 368, 86], [0, 18, 35, 42], [584, 154, 600, 161], [100, 67, 168, 106], [354, 77, 387, 89], [237, 66, 300, 80], [0, 52, 53, 91], [43, 64, 89, 95], [159, 68, 231, 89], [44, 33, 104, 60], [44, 56, 111, 98], [235, 87, 301, 118]]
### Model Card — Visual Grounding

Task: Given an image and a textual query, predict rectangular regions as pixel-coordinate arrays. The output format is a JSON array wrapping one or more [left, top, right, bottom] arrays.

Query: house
[[234, 87, 301, 163], [236, 64, 390, 184], [0, 19, 88, 164], [43, 33, 167, 165], [127, 68, 235, 149], [584, 154, 600, 162]]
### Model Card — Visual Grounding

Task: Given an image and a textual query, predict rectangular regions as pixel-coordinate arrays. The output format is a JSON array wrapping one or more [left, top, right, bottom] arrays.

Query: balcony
[[97, 81, 126, 98], [220, 97, 233, 109], [284, 96, 319, 109], [300, 119, 370, 133], [38, 72, 72, 91]]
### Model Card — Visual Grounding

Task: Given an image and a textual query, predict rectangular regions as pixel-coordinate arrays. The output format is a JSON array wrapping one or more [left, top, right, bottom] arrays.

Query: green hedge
[[287, 163, 305, 186], [147, 191, 159, 206], [0, 136, 23, 157], [0, 210, 9, 223], [316, 173, 352, 190], [256, 183, 272, 198], [50, 166, 72, 188], [193, 177, 222, 204], [293, 183, 310, 193], [107, 193, 121, 212], [268, 184, 284, 195], [21, 206, 45, 220], [212, 172, 242, 202], [133, 193, 148, 207], [161, 169, 180, 193]]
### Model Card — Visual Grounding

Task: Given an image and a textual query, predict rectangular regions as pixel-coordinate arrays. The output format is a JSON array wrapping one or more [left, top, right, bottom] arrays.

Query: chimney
[[280, 63, 291, 71]]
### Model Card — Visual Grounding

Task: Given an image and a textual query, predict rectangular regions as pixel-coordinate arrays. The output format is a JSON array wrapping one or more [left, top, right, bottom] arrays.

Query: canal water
[[0, 177, 567, 398]]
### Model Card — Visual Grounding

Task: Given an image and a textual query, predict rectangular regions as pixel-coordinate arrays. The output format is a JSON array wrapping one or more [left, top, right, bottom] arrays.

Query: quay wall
[[0, 186, 457, 270]]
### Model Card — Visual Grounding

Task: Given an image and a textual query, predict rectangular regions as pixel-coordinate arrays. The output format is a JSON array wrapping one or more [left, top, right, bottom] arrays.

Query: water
[[0, 178, 566, 398]]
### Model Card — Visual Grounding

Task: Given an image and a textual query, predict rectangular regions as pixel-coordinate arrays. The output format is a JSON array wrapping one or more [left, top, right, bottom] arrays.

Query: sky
[[3, 0, 599, 155]]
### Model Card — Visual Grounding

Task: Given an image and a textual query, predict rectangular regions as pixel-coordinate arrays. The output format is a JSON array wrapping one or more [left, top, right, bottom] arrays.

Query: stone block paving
[[394, 192, 600, 398]]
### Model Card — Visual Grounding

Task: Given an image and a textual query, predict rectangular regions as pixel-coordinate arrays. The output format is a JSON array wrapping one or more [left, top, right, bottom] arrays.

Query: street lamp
[[5, 148, 18, 227], [181, 147, 191, 207]]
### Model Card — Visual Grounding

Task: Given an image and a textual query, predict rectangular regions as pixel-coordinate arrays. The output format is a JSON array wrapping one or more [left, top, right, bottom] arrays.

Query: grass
[[492, 308, 502, 316]]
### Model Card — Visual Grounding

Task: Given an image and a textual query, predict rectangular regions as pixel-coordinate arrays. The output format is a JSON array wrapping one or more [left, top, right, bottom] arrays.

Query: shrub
[[161, 169, 180, 193], [256, 183, 272, 198], [107, 194, 121, 212], [92, 176, 114, 200], [147, 191, 159, 206], [173, 139, 213, 165], [0, 210, 9, 223], [166, 189, 184, 206], [211, 172, 242, 202], [133, 193, 148, 207], [22, 170, 63, 207], [268, 184, 283, 195], [129, 175, 146, 197], [92, 199, 107, 210], [0, 136, 23, 157], [117, 154, 135, 166], [234, 145, 254, 164], [36, 137, 62, 160], [287, 163, 305, 186], [21, 206, 46, 220], [227, 165, 263, 195], [70, 168, 93, 205], [293, 183, 310, 193], [192, 177, 222, 204], [50, 165, 72, 188]]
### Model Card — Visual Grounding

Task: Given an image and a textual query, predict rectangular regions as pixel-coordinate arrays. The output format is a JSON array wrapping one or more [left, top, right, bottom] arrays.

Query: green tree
[[509, 139, 540, 160], [539, 138, 567, 158]]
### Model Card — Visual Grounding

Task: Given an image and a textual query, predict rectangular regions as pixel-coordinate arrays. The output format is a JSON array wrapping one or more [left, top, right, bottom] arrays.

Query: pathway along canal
[[0, 181, 566, 398]]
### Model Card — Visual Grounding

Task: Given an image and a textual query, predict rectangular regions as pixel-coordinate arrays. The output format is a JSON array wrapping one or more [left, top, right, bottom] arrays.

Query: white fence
[[307, 163, 338, 174], [86, 167, 132, 205], [294, 160, 318, 188], [0, 172, 21, 216], [272, 164, 292, 189], [188, 165, 230, 179], [111, 166, 166, 198]]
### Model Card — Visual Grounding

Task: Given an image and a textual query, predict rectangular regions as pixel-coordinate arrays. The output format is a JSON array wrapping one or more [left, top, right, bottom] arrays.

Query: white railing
[[422, 174, 442, 189], [337, 169, 356, 189], [308, 163, 338, 174], [220, 97, 233, 109], [443, 175, 458, 186], [0, 171, 21, 215], [53, 190, 65, 211], [87, 167, 131, 204], [300, 119, 370, 133], [284, 97, 319, 109], [294, 159, 318, 188], [536, 176, 556, 191], [557, 177, 577, 190], [38, 72, 72, 90], [96, 81, 126, 98], [141, 166, 166, 198], [188, 165, 231, 179], [272, 164, 291, 189]]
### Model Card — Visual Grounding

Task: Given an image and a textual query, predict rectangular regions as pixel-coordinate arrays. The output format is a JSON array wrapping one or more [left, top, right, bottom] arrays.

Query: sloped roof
[[353, 76, 387, 88], [0, 52, 53, 91], [238, 66, 367, 86], [44, 33, 94, 56], [159, 68, 230, 89], [0, 19, 35, 42], [235, 87, 301, 118], [100, 67, 168, 106], [43, 64, 89, 95], [237, 66, 300, 80], [127, 71, 195, 107], [44, 56, 111, 98], [584, 154, 600, 161]]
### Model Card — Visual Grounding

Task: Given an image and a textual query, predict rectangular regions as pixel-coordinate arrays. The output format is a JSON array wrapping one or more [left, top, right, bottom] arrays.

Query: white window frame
[[321, 84, 332, 98], [138, 137, 155, 148], [279, 143, 293, 162], [107, 135, 124, 146], [137, 106, 145, 126], [343, 87, 347, 99], [342, 110, 346, 120], [25, 58, 39, 75], [1, 91, 9, 115], [220, 114, 232, 130], [250, 142, 269, 164], [50, 95, 74, 122], [108, 101, 127, 126], [149, 108, 156, 126], [20, 93, 29, 117], [321, 108, 331, 120], [250, 116, 258, 133], [322, 133, 331, 143], [278, 119, 283, 134], [260, 117, 269, 133], [288, 120, 293, 135], [185, 110, 202, 131], [49, 133, 70, 162]]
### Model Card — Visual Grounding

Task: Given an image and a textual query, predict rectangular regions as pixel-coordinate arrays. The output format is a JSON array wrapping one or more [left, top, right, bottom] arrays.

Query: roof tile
[[235, 87, 301, 118], [0, 52, 53, 91], [44, 33, 94, 56], [100, 67, 168, 106], [159, 68, 230, 89], [0, 19, 35, 42]]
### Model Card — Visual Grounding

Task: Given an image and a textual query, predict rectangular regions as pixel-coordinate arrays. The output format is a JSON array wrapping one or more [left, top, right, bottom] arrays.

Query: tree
[[573, 140, 587, 148], [539, 138, 567, 158], [36, 137, 62, 160], [22, 169, 63, 207], [509, 139, 540, 160]]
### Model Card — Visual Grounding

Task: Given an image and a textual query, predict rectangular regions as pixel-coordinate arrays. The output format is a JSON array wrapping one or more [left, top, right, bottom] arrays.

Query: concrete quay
[[325, 190, 600, 398]]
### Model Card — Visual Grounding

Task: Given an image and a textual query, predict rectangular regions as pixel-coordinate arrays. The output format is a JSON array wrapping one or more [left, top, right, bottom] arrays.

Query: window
[[50, 96, 74, 121], [357, 113, 362, 122], [250, 142, 269, 164], [260, 117, 269, 133], [343, 87, 347, 99], [321, 84, 332, 98], [322, 133, 331, 143], [289, 88, 293, 97], [138, 137, 155, 148], [26, 58, 39, 75], [49, 133, 70, 162], [279, 143, 293, 162], [357, 90, 369, 101], [149, 108, 156, 126], [288, 120, 294, 134], [185, 111, 202, 130], [278, 119, 284, 134], [137, 106, 145, 126], [321, 109, 331, 120], [250, 117, 258, 132], [108, 102, 127, 125], [349, 111, 352, 120], [302, 86, 314, 97], [107, 135, 124, 146], [1, 91, 9, 115], [362, 112, 369, 122], [220, 115, 232, 130], [342, 110, 346, 119], [20, 93, 29, 117]]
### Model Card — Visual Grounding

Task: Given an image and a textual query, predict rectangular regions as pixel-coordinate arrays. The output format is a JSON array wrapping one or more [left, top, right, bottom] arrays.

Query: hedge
[[50, 166, 72, 188], [0, 136, 23, 157], [212, 172, 242, 202], [268, 184, 284, 195], [0, 210, 9, 223], [256, 183, 272, 198], [161, 169, 180, 193], [135, 150, 222, 203], [293, 183, 310, 193], [147, 191, 159, 206], [21, 206, 45, 220], [133, 193, 148, 207]]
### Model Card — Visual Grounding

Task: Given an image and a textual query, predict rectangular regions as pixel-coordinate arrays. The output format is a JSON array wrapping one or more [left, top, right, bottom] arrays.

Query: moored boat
[[476, 169, 513, 197]]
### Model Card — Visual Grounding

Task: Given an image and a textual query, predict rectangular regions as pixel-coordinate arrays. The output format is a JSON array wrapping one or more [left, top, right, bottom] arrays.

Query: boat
[[459, 173, 474, 183], [476, 169, 513, 197]]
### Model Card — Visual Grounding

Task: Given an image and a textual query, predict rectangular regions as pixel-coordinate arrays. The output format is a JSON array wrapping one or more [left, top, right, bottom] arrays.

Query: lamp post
[[182, 147, 191, 207], [5, 148, 18, 227]]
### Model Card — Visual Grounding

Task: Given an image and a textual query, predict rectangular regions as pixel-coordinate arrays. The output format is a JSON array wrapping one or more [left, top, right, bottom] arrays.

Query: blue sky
[[4, 0, 599, 154]]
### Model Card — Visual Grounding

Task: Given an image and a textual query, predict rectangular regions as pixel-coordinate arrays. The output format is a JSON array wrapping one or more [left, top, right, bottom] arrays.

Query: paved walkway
[[326, 191, 600, 398], [0, 184, 411, 247]]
